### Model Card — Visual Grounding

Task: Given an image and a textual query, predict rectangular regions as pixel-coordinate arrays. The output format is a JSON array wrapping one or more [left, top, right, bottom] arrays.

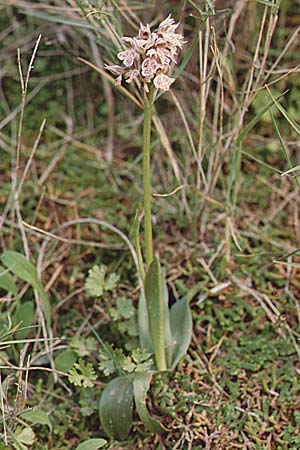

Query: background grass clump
[[0, 0, 300, 449]]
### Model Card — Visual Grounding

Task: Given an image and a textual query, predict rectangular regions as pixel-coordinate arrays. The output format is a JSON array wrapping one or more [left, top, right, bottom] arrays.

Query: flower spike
[[106, 15, 185, 94]]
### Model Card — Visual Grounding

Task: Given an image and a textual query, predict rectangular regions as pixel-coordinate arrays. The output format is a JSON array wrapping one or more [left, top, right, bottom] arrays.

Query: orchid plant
[[98, 16, 193, 440]]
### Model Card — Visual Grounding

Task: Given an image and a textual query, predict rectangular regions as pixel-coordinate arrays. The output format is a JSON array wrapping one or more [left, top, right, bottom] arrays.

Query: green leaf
[[117, 297, 135, 319], [170, 297, 193, 371], [138, 273, 172, 368], [0, 266, 20, 307], [138, 291, 153, 353], [99, 376, 134, 440], [68, 359, 97, 388], [268, 108, 300, 189], [161, 272, 173, 369], [71, 336, 97, 357], [237, 91, 286, 143], [144, 257, 167, 371], [76, 438, 107, 450], [1, 251, 51, 329], [266, 88, 300, 136], [14, 426, 35, 445], [55, 349, 77, 372], [85, 265, 106, 297], [21, 409, 52, 433], [98, 359, 115, 377], [20, 9, 105, 33], [13, 301, 35, 340], [85, 265, 119, 298], [133, 372, 166, 434], [105, 272, 120, 291]]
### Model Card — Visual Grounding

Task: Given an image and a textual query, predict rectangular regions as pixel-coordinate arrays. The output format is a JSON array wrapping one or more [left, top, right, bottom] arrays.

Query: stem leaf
[[144, 257, 167, 371]]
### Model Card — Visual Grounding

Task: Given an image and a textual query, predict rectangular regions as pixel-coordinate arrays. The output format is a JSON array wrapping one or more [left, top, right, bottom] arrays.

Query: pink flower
[[118, 49, 137, 67], [106, 15, 185, 94], [153, 74, 175, 92], [126, 69, 139, 83], [141, 58, 160, 79]]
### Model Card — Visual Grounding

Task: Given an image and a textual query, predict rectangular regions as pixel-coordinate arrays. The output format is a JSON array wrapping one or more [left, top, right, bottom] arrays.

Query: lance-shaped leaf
[[1, 251, 51, 329], [144, 257, 167, 371], [76, 438, 107, 450], [138, 290, 153, 353], [133, 372, 167, 434], [161, 271, 173, 369], [13, 301, 35, 340], [170, 297, 193, 371], [0, 266, 20, 307], [99, 376, 134, 440]]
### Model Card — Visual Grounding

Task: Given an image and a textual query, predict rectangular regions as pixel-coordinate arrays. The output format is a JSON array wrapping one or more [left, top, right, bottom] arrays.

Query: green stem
[[142, 89, 155, 268]]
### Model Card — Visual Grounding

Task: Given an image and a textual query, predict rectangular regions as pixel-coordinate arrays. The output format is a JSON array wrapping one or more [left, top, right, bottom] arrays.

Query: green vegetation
[[0, 1, 300, 449]]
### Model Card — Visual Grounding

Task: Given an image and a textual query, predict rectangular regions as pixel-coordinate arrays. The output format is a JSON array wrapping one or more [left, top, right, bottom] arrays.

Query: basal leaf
[[1, 251, 51, 329], [13, 301, 35, 340], [76, 438, 107, 450], [55, 349, 77, 372], [99, 376, 134, 440], [0, 266, 20, 307], [170, 298, 193, 371], [133, 372, 166, 434]]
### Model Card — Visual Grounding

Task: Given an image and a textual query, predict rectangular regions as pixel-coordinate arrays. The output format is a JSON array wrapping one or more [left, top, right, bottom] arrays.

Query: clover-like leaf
[[116, 297, 135, 319], [105, 272, 120, 291], [71, 336, 97, 357], [85, 265, 120, 298], [85, 265, 106, 297]]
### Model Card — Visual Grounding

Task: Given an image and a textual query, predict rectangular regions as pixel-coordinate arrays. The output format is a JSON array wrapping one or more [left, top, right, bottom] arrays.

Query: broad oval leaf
[[170, 297, 193, 371], [1, 251, 51, 329], [133, 372, 166, 434], [21, 408, 52, 433], [0, 266, 20, 307], [99, 376, 133, 440], [55, 349, 77, 372], [76, 438, 107, 450]]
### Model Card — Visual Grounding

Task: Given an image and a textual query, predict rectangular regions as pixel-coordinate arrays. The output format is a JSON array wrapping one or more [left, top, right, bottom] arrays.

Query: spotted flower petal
[[154, 73, 175, 92]]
